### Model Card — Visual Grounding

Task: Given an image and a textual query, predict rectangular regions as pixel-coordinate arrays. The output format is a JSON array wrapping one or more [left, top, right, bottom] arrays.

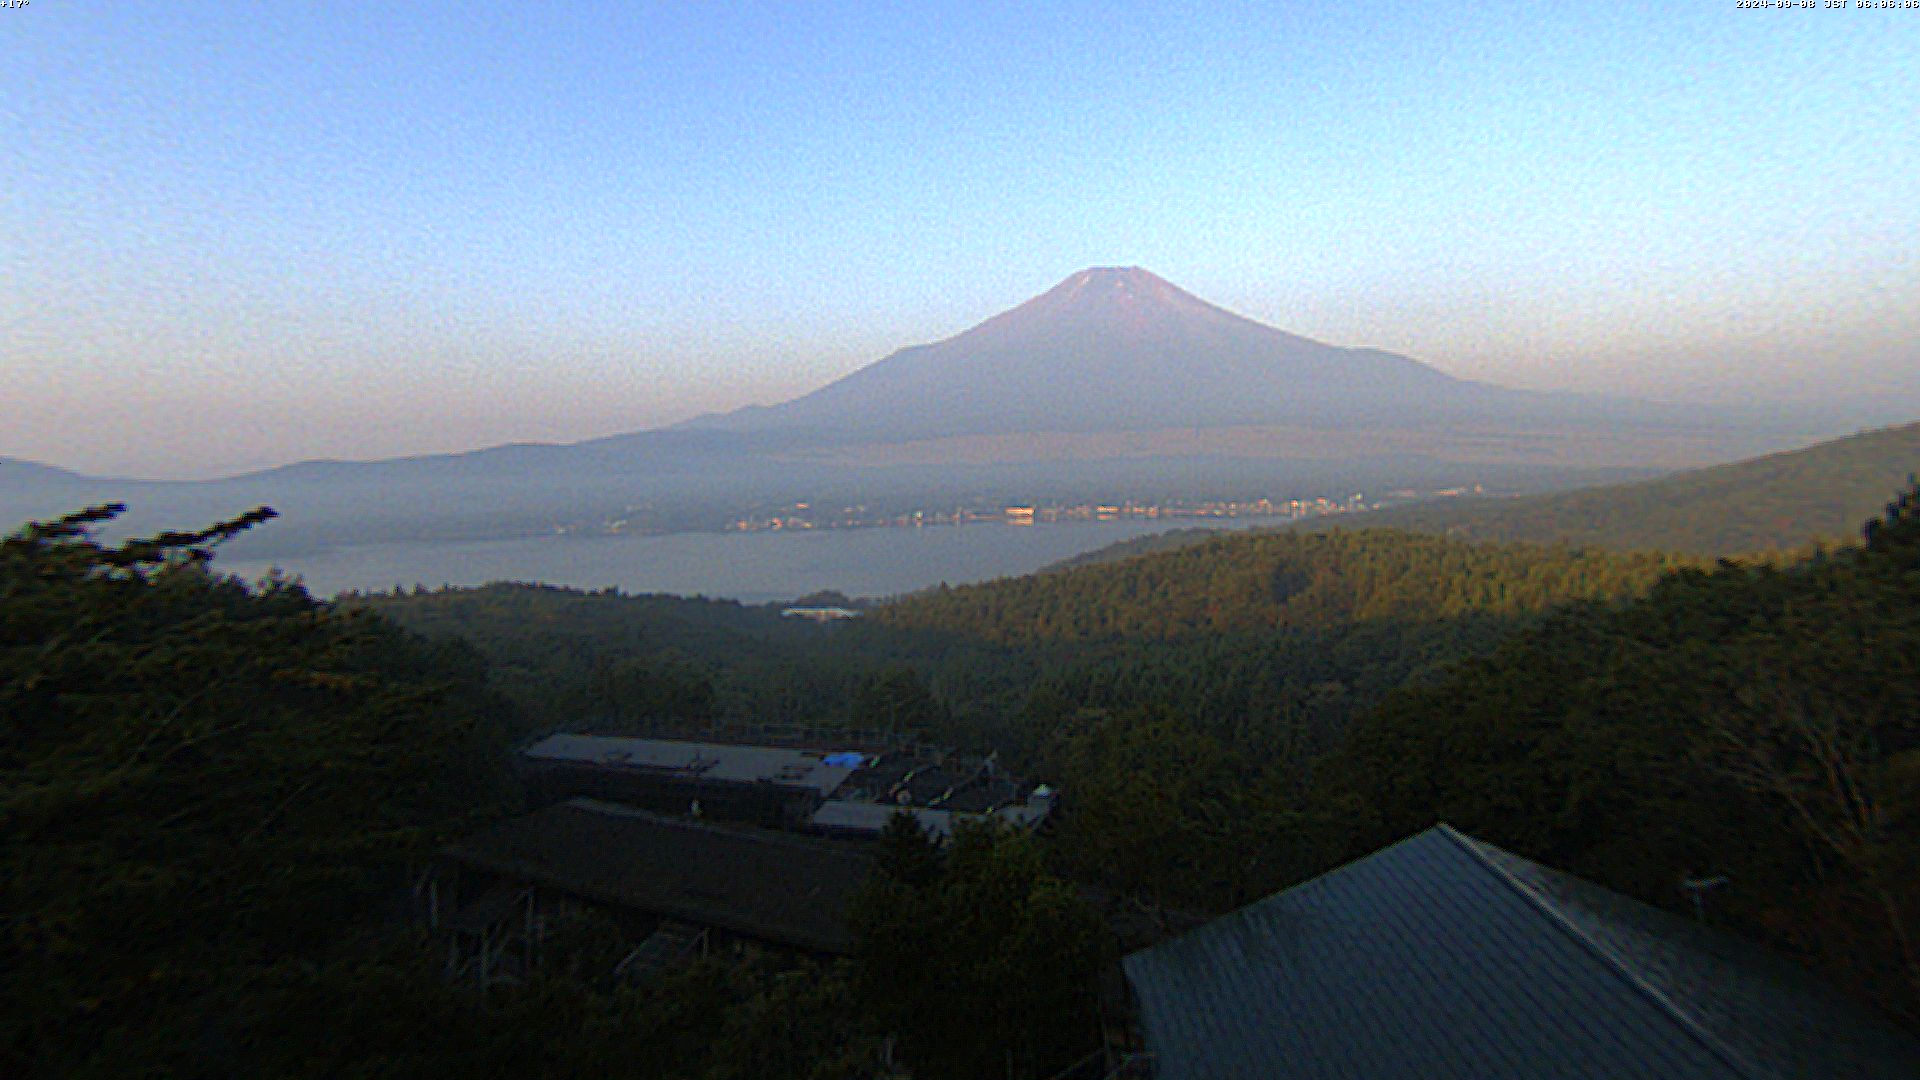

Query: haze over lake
[[220, 518, 1269, 603]]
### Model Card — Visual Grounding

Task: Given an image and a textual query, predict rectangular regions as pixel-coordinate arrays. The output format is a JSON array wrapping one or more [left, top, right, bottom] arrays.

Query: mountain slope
[[874, 527, 1690, 646], [3, 268, 1811, 558], [1313, 420, 1920, 554], [682, 267, 1646, 443], [855, 526, 1696, 774]]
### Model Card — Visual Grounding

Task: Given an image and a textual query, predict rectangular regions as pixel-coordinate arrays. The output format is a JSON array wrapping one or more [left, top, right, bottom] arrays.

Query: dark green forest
[[9, 480, 1920, 1075], [1013, 490, 1920, 1023], [354, 499, 1920, 1027], [347, 583, 812, 735], [879, 528, 1690, 643], [0, 508, 1097, 1078], [872, 528, 1698, 765], [355, 529, 1701, 762], [1315, 485, 1920, 1023], [2, 506, 515, 1074]]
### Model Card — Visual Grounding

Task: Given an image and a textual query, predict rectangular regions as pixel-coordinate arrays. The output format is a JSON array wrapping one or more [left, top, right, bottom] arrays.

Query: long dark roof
[[1121, 825, 1920, 1080], [443, 798, 873, 954]]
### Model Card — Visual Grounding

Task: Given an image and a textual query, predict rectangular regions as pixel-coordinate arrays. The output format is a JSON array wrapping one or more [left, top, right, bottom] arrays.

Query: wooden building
[[426, 798, 873, 987]]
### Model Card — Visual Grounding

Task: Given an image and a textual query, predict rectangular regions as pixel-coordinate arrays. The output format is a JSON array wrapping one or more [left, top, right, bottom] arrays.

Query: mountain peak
[[1053, 265, 1181, 298], [680, 266, 1515, 441], [1011, 266, 1228, 332], [1064, 265, 1158, 284]]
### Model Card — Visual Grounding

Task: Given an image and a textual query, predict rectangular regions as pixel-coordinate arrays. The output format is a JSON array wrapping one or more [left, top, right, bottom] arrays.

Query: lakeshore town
[[724, 494, 1368, 533], [718, 485, 1492, 534], [552, 485, 1492, 538]]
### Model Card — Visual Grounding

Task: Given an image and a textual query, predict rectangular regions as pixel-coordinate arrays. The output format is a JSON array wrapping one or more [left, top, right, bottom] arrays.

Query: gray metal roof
[[443, 798, 872, 953], [521, 734, 859, 796], [1121, 825, 1920, 1080]]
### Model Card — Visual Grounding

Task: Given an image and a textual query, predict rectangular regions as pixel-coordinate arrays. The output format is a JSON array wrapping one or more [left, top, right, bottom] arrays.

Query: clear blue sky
[[4, 1, 1917, 477]]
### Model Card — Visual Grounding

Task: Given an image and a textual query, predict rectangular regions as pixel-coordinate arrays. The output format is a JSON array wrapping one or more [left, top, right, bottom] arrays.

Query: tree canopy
[[1, 506, 514, 1074], [1319, 483, 1920, 1023]]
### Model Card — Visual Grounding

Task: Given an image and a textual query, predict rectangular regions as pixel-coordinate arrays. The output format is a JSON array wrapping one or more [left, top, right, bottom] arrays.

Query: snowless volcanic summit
[[683, 267, 1576, 444]]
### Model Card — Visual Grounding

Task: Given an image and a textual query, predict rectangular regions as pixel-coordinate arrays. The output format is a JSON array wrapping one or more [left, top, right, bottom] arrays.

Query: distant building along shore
[[712, 491, 1385, 536]]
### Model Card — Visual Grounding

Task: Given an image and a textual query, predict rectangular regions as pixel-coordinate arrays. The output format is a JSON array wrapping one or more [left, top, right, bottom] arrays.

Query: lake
[[217, 518, 1274, 602]]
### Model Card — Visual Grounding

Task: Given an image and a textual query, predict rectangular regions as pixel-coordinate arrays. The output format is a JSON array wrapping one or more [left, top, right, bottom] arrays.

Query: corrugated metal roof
[[1121, 825, 1920, 1080], [1462, 834, 1920, 1079]]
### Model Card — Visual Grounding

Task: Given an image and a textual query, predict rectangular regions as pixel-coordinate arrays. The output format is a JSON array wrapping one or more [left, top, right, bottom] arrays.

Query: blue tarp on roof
[[1121, 825, 1920, 1080]]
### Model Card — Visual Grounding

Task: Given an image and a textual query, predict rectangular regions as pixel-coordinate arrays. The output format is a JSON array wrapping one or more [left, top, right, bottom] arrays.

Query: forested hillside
[[347, 584, 836, 737], [984, 487, 1920, 1029], [6, 508, 1094, 1078], [1307, 483, 1920, 1024], [1324, 419, 1920, 553], [863, 529, 1699, 757], [878, 528, 1688, 644], [15, 487, 1918, 1070], [1, 507, 515, 1073], [355, 531, 1698, 765]]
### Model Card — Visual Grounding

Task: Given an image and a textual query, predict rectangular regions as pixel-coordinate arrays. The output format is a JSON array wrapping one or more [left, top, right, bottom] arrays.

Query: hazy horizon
[[6, 3, 1919, 478]]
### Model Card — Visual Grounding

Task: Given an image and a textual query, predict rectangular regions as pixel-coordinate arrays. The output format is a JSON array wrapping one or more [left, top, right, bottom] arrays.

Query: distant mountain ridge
[[13, 268, 1772, 491], [0, 458, 102, 485], [679, 267, 1646, 443], [3, 267, 1832, 563]]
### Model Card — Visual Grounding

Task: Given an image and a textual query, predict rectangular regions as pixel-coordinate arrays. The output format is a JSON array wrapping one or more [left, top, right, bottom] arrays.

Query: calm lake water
[[219, 518, 1273, 602]]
